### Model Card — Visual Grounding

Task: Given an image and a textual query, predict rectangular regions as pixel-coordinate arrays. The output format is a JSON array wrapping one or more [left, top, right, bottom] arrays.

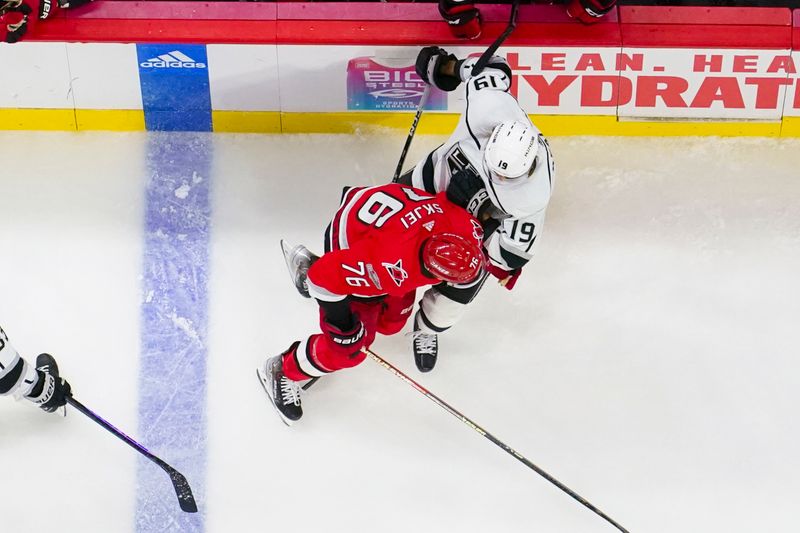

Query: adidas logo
[[423, 221, 435, 232], [140, 51, 207, 69]]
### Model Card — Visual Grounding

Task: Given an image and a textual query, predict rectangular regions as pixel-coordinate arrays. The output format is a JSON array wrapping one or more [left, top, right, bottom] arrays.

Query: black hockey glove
[[321, 316, 370, 358], [415, 46, 462, 92], [27, 353, 71, 413], [3, 16, 27, 43], [446, 167, 493, 220], [1, 0, 32, 15], [1, 0, 30, 44]]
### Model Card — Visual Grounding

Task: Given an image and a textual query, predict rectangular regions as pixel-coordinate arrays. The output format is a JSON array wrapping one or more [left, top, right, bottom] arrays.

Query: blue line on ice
[[137, 133, 211, 532]]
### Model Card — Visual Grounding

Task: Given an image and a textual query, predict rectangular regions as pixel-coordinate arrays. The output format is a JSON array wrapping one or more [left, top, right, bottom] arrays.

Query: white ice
[[1, 130, 799, 533]]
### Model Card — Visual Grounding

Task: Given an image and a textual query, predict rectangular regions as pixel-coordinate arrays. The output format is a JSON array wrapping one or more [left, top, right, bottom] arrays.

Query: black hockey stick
[[66, 395, 198, 513], [391, 0, 521, 181], [365, 348, 630, 533], [472, 0, 521, 76], [392, 84, 431, 182]]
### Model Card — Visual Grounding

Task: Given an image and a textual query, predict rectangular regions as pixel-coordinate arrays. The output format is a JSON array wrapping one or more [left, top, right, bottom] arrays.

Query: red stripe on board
[[274, 3, 595, 24], [67, 1, 277, 20], [619, 6, 790, 26], [25, 18, 621, 47], [516, 22, 621, 47], [794, 10, 800, 49], [29, 19, 277, 44], [24, 1, 620, 46], [65, 2, 550, 23], [15, 2, 797, 51], [621, 24, 791, 49], [276, 3, 444, 22], [277, 20, 488, 46], [620, 6, 792, 49], [277, 20, 620, 47]]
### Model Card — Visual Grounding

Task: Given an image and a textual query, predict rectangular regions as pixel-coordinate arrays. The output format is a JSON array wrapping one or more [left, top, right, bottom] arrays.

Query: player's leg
[[413, 271, 489, 372], [376, 290, 416, 336], [258, 302, 382, 424]]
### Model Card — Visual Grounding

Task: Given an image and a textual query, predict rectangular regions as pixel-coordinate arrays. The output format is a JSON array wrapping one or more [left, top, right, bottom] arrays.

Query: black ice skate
[[257, 349, 303, 425], [280, 240, 319, 299], [411, 314, 439, 373]]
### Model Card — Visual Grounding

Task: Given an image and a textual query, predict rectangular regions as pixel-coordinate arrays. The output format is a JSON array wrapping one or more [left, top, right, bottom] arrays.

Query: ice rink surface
[[1, 130, 798, 533]]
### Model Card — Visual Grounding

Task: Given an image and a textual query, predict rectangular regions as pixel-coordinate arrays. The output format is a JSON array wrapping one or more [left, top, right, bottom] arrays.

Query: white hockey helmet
[[483, 120, 539, 183]]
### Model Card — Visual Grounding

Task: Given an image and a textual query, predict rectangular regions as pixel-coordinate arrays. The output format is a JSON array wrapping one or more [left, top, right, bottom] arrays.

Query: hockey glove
[[1, 0, 32, 15], [439, 0, 481, 40], [1, 0, 30, 44], [415, 46, 461, 92], [27, 353, 71, 413], [2, 15, 26, 43], [321, 316, 368, 357], [485, 262, 522, 291], [446, 167, 493, 220], [566, 0, 617, 25]]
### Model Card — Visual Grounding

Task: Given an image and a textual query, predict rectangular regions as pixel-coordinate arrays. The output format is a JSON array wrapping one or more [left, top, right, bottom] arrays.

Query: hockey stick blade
[[66, 395, 198, 513], [365, 349, 629, 533]]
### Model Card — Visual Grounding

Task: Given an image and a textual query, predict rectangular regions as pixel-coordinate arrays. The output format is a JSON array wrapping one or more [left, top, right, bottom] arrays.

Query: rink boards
[[2, 3, 800, 136]]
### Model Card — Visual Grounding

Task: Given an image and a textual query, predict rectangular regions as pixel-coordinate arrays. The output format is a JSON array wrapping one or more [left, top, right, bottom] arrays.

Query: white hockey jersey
[[408, 57, 555, 272]]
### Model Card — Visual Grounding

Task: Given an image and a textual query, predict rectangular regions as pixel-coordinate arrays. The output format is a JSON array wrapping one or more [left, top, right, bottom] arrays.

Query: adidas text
[[140, 51, 206, 69]]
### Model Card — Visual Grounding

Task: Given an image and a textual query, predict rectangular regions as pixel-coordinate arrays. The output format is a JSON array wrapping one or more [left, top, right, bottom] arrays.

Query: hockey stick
[[66, 395, 198, 513], [302, 376, 320, 391], [472, 0, 521, 76], [365, 348, 630, 533], [392, 0, 521, 181], [392, 84, 431, 182]]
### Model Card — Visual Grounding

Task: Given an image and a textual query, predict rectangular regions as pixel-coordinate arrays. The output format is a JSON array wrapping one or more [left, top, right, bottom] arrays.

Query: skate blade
[[255, 367, 294, 427]]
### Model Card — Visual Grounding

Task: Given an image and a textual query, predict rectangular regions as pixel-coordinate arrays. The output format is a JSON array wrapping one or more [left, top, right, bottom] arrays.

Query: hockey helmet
[[422, 232, 484, 284], [483, 120, 539, 183]]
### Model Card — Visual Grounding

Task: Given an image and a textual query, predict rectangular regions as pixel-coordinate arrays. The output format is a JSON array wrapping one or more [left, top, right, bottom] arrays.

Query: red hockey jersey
[[307, 184, 483, 302]]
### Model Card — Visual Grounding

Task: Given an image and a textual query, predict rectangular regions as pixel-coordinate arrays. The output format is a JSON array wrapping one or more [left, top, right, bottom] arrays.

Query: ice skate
[[411, 315, 439, 373], [280, 240, 318, 299], [257, 349, 303, 426]]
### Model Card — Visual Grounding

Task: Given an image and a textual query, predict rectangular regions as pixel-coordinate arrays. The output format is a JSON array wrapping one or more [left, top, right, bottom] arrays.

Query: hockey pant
[[0, 333, 38, 399], [282, 291, 416, 381], [415, 271, 489, 335]]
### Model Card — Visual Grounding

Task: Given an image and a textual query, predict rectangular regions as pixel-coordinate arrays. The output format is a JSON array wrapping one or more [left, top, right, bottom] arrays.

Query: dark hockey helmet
[[421, 232, 484, 284]]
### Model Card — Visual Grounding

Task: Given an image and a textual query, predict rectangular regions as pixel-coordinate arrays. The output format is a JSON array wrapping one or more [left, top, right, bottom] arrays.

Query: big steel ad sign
[[496, 47, 799, 120]]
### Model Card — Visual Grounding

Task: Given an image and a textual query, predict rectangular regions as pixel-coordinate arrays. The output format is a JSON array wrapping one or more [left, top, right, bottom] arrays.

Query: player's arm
[[416, 46, 512, 93], [482, 210, 546, 290], [416, 47, 527, 138]]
